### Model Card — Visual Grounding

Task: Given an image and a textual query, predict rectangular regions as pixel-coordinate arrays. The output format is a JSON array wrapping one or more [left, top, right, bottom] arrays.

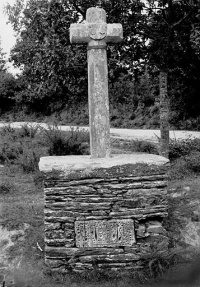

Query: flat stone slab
[[39, 153, 169, 173]]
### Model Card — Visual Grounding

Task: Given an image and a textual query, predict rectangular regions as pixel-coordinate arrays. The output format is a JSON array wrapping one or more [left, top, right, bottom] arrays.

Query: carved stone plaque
[[75, 219, 135, 247]]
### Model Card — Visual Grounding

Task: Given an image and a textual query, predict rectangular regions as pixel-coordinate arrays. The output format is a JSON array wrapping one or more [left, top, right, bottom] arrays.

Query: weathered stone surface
[[46, 230, 65, 240], [39, 154, 169, 176], [70, 7, 123, 158], [45, 258, 65, 269], [146, 221, 166, 234], [45, 222, 61, 231], [136, 224, 147, 238], [75, 219, 135, 247], [78, 253, 140, 263], [45, 238, 66, 246]]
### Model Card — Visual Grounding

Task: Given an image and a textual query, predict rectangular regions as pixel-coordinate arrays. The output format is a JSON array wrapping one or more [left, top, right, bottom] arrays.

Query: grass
[[0, 124, 200, 286], [0, 124, 90, 172]]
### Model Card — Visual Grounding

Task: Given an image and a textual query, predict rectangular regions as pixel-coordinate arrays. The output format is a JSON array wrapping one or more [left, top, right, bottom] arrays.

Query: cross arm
[[70, 23, 90, 44], [106, 24, 123, 43]]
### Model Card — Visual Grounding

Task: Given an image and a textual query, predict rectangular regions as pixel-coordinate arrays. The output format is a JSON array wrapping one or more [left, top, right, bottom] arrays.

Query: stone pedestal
[[39, 154, 169, 273]]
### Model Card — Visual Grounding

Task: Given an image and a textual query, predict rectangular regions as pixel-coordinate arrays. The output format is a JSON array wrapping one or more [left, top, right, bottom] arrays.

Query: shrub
[[112, 139, 158, 155], [0, 139, 23, 164], [131, 140, 158, 154], [185, 151, 200, 173], [17, 123, 40, 138], [169, 139, 192, 160], [42, 124, 90, 156], [0, 181, 15, 194], [0, 125, 46, 172], [0, 124, 16, 137], [0, 140, 42, 172], [169, 158, 191, 179], [127, 140, 158, 154], [169, 138, 200, 178], [17, 148, 40, 172], [142, 242, 177, 278], [169, 138, 200, 160]]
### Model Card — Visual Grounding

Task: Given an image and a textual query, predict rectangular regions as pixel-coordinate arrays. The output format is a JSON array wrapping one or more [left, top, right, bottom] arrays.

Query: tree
[[142, 0, 200, 157], [0, 37, 7, 73], [5, 0, 147, 114], [4, 0, 200, 132], [190, 7, 200, 55], [0, 38, 20, 114]]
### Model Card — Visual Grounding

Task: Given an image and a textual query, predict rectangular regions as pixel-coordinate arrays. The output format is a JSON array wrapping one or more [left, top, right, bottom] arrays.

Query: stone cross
[[70, 7, 123, 158]]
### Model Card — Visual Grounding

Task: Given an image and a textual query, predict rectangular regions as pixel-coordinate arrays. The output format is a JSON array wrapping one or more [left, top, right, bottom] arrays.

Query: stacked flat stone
[[39, 154, 169, 273]]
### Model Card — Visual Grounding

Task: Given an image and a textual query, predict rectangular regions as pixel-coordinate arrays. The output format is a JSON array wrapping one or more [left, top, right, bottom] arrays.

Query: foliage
[[0, 181, 15, 195], [0, 124, 45, 172], [0, 124, 90, 172], [169, 137, 200, 179], [0, 37, 7, 72], [145, 0, 200, 120], [18, 123, 40, 138], [190, 7, 200, 56], [1, 0, 200, 127], [0, 38, 21, 113], [0, 72, 17, 113], [4, 0, 147, 113], [112, 138, 158, 155], [42, 124, 90, 155], [185, 151, 200, 173], [142, 242, 177, 278], [126, 140, 158, 154], [169, 137, 200, 160]]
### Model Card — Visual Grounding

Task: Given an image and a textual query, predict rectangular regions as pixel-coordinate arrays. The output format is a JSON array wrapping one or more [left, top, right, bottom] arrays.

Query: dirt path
[[1, 121, 200, 143]]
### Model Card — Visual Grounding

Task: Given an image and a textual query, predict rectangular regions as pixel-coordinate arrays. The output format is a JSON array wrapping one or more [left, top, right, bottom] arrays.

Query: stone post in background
[[159, 71, 169, 159]]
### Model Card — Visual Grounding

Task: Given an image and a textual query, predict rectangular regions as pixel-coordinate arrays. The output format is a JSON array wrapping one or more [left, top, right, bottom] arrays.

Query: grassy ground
[[0, 125, 200, 286]]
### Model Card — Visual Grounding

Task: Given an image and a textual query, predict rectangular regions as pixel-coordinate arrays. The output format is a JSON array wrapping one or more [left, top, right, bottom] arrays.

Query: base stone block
[[39, 153, 169, 273]]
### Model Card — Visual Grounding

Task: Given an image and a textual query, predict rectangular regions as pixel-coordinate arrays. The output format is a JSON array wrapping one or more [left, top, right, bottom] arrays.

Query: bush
[[169, 158, 191, 179], [130, 140, 158, 154], [111, 139, 158, 155], [0, 181, 15, 194], [185, 151, 200, 173], [0, 124, 46, 172], [0, 139, 23, 164], [169, 138, 200, 160], [127, 140, 158, 154], [17, 123, 40, 138], [42, 124, 90, 156], [17, 146, 41, 172], [142, 242, 177, 278], [0, 124, 90, 172]]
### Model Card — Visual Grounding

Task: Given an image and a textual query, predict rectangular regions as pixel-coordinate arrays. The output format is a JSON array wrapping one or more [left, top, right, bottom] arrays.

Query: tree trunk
[[159, 71, 169, 159]]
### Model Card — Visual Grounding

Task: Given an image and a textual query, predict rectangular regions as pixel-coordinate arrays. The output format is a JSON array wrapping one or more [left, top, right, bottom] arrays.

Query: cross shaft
[[70, 7, 123, 158]]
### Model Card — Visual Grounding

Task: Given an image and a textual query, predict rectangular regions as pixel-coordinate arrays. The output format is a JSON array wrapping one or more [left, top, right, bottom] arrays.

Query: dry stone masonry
[[39, 154, 169, 273]]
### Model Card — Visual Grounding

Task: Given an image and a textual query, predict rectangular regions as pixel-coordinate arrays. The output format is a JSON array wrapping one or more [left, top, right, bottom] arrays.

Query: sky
[[0, 0, 21, 75]]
